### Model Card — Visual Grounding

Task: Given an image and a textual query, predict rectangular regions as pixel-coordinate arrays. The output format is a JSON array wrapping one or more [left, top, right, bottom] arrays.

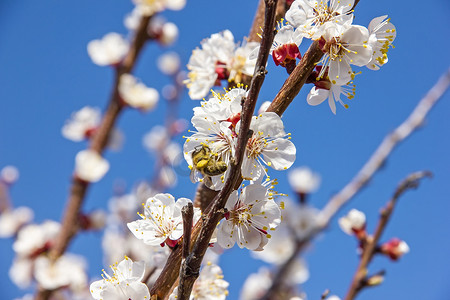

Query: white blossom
[[283, 200, 319, 240], [0, 206, 33, 238], [13, 220, 60, 257], [381, 238, 410, 260], [158, 52, 181, 75], [217, 183, 281, 251], [286, 0, 355, 39], [265, 24, 303, 67], [143, 125, 170, 152], [338, 209, 366, 235], [240, 267, 272, 300], [74, 150, 109, 183], [102, 229, 169, 269], [251, 224, 295, 265], [62, 106, 101, 142], [288, 167, 321, 194], [185, 48, 217, 100], [133, 0, 186, 16], [159, 22, 179, 46], [90, 257, 150, 300], [127, 193, 200, 246], [87, 33, 129, 66], [119, 74, 159, 111], [183, 115, 236, 191], [285, 258, 310, 285], [34, 254, 87, 291], [193, 88, 245, 120], [124, 7, 142, 31], [366, 16, 396, 70], [239, 112, 296, 181], [319, 24, 372, 85], [228, 41, 259, 83], [1, 165, 20, 184], [185, 30, 240, 100], [306, 76, 356, 114], [9, 257, 34, 289], [169, 262, 229, 300]]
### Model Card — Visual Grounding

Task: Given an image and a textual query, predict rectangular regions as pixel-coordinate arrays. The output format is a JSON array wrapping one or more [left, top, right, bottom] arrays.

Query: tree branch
[[259, 67, 450, 300], [344, 171, 432, 300], [266, 40, 324, 116], [34, 16, 152, 300], [150, 1, 279, 298], [177, 203, 194, 300], [318, 68, 450, 227]]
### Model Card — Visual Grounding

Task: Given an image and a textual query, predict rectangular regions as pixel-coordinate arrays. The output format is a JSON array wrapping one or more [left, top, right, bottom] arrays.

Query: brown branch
[[34, 16, 152, 300], [181, 203, 194, 260], [248, 0, 266, 42], [318, 67, 450, 227], [344, 171, 431, 300], [177, 203, 195, 300], [259, 68, 450, 300], [150, 1, 279, 298], [266, 40, 324, 116]]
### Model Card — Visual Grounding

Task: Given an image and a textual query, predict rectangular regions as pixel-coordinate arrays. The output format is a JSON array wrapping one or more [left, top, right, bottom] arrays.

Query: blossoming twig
[[344, 171, 432, 300], [260, 67, 450, 300], [319, 67, 450, 226], [150, 1, 279, 298], [35, 16, 153, 300]]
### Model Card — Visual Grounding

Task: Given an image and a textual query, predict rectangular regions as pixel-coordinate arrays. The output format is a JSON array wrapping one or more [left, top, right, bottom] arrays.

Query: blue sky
[[0, 0, 449, 299]]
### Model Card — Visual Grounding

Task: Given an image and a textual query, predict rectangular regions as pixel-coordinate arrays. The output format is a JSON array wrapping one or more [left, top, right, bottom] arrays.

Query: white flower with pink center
[[271, 24, 303, 67], [90, 256, 150, 300], [239, 112, 296, 181], [338, 209, 366, 235], [127, 193, 200, 247], [62, 106, 101, 142], [217, 183, 281, 251]]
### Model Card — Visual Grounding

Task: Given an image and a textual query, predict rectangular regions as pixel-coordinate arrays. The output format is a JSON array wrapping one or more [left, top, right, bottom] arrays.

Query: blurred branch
[[344, 171, 431, 300], [35, 16, 152, 300], [319, 67, 450, 226], [260, 67, 450, 300], [151, 1, 279, 298]]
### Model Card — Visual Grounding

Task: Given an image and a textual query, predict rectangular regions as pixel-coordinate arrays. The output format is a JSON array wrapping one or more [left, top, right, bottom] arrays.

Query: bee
[[190, 145, 228, 184]]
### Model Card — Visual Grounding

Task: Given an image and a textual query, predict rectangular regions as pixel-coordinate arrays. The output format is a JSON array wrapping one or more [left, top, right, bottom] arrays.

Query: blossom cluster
[[280, 0, 397, 113], [185, 31, 259, 99]]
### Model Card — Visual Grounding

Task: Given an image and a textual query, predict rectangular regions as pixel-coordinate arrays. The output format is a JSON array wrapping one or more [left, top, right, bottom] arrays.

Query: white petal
[[307, 87, 329, 106], [262, 138, 296, 170]]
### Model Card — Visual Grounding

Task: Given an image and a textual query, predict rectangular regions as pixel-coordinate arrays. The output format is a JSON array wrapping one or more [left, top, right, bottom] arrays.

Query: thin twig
[[319, 68, 450, 227], [266, 40, 324, 116], [177, 203, 194, 300], [34, 16, 152, 300], [260, 68, 450, 300], [150, 1, 279, 298], [344, 171, 432, 300]]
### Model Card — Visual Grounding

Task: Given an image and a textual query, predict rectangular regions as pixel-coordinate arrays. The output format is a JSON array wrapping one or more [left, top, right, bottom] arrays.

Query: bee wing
[[190, 167, 204, 183]]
